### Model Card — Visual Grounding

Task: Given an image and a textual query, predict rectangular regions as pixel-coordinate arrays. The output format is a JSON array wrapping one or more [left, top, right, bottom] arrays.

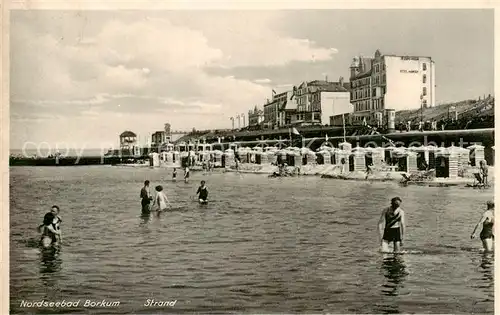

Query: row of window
[[352, 86, 386, 100], [354, 99, 385, 112], [352, 77, 370, 88]]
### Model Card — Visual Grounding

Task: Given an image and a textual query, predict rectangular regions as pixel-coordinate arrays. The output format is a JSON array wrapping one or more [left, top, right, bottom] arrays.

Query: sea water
[[10, 166, 494, 314]]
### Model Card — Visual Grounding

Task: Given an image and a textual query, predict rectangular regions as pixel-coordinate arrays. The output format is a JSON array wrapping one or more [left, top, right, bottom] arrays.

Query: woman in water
[[378, 197, 406, 253], [152, 185, 171, 212], [39, 212, 60, 248], [471, 201, 494, 252], [196, 180, 209, 204]]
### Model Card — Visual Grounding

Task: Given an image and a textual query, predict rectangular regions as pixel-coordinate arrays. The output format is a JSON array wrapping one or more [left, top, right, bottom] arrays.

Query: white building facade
[[350, 49, 436, 125]]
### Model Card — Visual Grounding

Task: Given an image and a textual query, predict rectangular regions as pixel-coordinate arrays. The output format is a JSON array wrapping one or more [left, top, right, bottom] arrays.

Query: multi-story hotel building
[[294, 79, 351, 126], [349, 49, 435, 125]]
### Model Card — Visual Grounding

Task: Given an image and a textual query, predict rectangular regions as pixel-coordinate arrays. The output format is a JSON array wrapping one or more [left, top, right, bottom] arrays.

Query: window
[[423, 63, 427, 71], [423, 74, 427, 83], [373, 88, 376, 97], [383, 64, 386, 71], [423, 87, 427, 96], [382, 74, 386, 83], [423, 100, 428, 108]]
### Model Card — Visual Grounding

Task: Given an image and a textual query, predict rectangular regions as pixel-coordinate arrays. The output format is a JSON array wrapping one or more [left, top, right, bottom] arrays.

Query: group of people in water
[[37, 165, 493, 254], [140, 175, 209, 214], [379, 197, 494, 253]]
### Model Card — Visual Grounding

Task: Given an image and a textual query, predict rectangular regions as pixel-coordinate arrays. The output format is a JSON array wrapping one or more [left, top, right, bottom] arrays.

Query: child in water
[[50, 205, 63, 243], [152, 185, 171, 212], [196, 181, 209, 203]]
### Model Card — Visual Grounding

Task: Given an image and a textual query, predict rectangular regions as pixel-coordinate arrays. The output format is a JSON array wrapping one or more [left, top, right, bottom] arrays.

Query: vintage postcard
[[3, 1, 497, 314]]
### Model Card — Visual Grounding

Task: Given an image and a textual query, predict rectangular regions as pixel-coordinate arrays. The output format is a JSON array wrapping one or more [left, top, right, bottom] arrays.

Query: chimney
[[325, 75, 328, 82]]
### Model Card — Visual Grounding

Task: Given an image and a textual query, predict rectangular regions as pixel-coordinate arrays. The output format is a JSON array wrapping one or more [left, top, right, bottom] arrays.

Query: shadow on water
[[478, 252, 494, 294], [39, 247, 62, 274], [374, 254, 409, 314]]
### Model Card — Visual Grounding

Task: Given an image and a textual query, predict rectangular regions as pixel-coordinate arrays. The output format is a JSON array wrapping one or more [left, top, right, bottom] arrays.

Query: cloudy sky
[[10, 9, 493, 149]]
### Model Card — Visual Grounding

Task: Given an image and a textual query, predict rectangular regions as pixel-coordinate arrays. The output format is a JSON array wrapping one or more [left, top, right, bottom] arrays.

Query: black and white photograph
[[6, 3, 496, 314]]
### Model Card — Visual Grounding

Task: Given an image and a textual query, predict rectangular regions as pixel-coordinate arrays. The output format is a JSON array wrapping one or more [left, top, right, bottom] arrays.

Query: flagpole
[[342, 113, 346, 142], [289, 128, 292, 147]]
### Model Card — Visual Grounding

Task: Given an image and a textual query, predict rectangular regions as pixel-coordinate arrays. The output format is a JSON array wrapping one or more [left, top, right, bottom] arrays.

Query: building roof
[[297, 80, 349, 93], [310, 82, 349, 93], [120, 131, 136, 137], [263, 100, 279, 108]]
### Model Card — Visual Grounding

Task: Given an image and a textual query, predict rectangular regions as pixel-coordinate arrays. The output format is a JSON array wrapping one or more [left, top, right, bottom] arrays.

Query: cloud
[[254, 78, 272, 84], [10, 11, 338, 147]]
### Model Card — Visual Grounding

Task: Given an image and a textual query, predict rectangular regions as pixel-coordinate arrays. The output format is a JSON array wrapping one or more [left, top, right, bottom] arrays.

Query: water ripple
[[9, 167, 494, 314]]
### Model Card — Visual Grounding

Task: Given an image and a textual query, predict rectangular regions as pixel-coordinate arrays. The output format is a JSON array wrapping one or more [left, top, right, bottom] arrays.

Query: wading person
[[471, 201, 494, 252], [39, 212, 60, 248], [172, 168, 177, 182], [378, 197, 406, 253], [38, 205, 63, 243], [184, 167, 190, 183], [196, 180, 209, 204], [140, 180, 152, 213], [152, 185, 171, 213]]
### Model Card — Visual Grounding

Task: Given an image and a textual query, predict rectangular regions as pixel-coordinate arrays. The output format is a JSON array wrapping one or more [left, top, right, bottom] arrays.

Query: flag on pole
[[290, 127, 300, 136]]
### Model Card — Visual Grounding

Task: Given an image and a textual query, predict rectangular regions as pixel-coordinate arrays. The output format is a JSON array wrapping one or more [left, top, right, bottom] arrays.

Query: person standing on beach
[[378, 197, 406, 253], [479, 160, 488, 186], [471, 201, 494, 252], [140, 180, 152, 213]]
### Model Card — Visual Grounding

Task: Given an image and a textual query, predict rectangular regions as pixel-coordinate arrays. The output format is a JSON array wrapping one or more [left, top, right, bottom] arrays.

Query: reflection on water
[[479, 252, 494, 299], [39, 247, 62, 274], [381, 255, 408, 296], [373, 254, 409, 314]]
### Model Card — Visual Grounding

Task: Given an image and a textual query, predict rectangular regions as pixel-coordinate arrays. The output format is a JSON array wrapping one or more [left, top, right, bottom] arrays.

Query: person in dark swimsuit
[[172, 168, 177, 181], [196, 181, 209, 204], [378, 197, 406, 253], [471, 201, 494, 252], [140, 180, 152, 214], [39, 212, 60, 248]]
